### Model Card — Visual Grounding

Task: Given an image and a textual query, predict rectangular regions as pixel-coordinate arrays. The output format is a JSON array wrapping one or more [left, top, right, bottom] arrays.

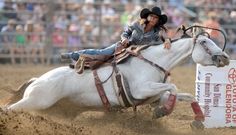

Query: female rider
[[61, 6, 171, 61]]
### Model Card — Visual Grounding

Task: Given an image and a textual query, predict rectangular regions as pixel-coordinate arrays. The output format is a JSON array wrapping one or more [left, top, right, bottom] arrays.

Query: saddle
[[73, 45, 149, 74]]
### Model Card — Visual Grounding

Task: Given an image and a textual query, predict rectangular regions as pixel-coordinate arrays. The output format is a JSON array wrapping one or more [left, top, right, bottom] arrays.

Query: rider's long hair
[[139, 18, 168, 32]]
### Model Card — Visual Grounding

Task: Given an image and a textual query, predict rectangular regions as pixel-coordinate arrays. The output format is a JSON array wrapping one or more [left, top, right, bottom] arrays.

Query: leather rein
[[125, 46, 170, 83]]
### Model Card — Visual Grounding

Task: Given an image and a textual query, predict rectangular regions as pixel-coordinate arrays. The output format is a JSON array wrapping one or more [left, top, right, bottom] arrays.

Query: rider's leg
[[61, 43, 117, 61]]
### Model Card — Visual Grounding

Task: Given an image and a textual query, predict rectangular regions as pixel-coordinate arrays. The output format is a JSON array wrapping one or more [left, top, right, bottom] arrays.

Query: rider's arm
[[121, 25, 133, 40], [120, 23, 135, 45], [158, 28, 171, 49]]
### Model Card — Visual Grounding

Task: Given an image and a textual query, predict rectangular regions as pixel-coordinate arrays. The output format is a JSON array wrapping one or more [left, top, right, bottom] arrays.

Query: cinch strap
[[93, 70, 111, 111]]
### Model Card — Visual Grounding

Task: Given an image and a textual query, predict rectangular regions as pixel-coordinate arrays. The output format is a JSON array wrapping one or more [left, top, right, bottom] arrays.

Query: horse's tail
[[5, 78, 37, 105]]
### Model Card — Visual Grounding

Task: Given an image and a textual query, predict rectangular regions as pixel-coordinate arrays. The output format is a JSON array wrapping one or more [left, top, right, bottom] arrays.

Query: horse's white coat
[[8, 36, 229, 111]]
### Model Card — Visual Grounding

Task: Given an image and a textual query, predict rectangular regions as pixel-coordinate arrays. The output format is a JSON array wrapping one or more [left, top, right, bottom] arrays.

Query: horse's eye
[[200, 40, 206, 45]]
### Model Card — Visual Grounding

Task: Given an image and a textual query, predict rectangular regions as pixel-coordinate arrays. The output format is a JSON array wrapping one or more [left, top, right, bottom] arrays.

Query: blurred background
[[0, 0, 235, 65]]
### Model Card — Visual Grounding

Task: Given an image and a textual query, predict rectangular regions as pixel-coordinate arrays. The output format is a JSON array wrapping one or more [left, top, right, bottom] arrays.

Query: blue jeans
[[70, 43, 117, 61]]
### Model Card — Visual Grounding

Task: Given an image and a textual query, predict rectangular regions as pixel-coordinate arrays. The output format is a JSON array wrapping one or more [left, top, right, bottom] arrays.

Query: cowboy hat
[[140, 6, 168, 25]]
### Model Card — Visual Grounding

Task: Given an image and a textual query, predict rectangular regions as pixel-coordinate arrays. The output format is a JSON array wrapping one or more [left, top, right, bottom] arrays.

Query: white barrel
[[196, 60, 236, 128]]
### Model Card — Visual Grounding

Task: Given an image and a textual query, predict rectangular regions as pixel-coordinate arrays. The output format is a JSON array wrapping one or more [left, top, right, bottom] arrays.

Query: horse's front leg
[[176, 93, 205, 129], [133, 82, 177, 118], [133, 82, 177, 99], [176, 93, 204, 121]]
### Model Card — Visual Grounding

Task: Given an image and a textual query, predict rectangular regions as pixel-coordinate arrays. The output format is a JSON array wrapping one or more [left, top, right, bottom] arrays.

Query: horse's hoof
[[0, 107, 3, 112], [190, 120, 204, 130], [152, 106, 166, 119], [0, 106, 10, 114]]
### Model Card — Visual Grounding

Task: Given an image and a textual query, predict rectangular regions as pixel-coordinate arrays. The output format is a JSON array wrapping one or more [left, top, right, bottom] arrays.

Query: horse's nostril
[[224, 57, 230, 65]]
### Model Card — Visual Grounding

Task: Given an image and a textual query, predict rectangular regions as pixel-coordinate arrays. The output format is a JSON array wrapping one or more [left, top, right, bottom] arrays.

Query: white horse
[[6, 30, 229, 129]]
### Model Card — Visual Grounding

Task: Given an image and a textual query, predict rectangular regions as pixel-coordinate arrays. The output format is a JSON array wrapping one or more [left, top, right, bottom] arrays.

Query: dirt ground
[[0, 64, 235, 135]]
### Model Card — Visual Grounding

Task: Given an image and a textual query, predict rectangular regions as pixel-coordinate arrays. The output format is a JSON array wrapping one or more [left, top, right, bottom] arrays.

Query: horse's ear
[[176, 27, 181, 33], [176, 25, 186, 33], [192, 26, 198, 37], [181, 25, 186, 31], [192, 25, 197, 41], [192, 23, 205, 37]]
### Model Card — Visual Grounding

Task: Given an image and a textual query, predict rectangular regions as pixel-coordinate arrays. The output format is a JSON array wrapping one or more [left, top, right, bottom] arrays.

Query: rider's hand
[[164, 39, 171, 49], [121, 38, 129, 47]]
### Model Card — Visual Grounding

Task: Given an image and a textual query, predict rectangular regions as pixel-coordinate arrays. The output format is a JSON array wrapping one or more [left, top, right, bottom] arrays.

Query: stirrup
[[75, 56, 85, 74]]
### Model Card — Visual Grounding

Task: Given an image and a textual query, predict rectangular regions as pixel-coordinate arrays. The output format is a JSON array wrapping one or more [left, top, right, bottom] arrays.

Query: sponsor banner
[[196, 60, 236, 128]]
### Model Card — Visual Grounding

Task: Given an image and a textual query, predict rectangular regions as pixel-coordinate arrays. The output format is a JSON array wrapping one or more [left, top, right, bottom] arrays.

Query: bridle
[[177, 25, 227, 51], [192, 33, 213, 56], [176, 25, 228, 67]]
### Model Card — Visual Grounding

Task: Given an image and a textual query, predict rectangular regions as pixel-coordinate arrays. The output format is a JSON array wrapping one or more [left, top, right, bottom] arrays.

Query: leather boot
[[69, 63, 75, 69], [61, 53, 71, 60], [75, 56, 85, 74]]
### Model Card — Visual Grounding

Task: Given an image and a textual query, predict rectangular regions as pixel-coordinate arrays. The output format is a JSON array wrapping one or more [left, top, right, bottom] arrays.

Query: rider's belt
[[93, 70, 111, 111]]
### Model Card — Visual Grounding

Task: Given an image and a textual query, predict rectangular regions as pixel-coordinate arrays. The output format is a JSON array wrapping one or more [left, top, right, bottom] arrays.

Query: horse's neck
[[141, 38, 194, 71]]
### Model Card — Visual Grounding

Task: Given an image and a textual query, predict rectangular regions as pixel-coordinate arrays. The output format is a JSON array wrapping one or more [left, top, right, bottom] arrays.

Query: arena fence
[[0, 0, 236, 64]]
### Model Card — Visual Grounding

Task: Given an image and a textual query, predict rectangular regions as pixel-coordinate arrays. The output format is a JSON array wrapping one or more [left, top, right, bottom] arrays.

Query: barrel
[[195, 60, 236, 128]]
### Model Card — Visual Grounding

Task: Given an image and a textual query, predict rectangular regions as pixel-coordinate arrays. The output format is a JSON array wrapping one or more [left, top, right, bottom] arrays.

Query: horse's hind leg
[[8, 95, 59, 111], [8, 97, 36, 111], [5, 77, 37, 106]]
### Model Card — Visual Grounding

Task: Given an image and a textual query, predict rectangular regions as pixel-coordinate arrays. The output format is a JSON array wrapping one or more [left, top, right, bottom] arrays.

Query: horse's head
[[191, 34, 229, 67]]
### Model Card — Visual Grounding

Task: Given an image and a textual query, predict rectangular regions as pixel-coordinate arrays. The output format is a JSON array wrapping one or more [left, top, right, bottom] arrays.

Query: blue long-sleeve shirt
[[121, 21, 163, 45]]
